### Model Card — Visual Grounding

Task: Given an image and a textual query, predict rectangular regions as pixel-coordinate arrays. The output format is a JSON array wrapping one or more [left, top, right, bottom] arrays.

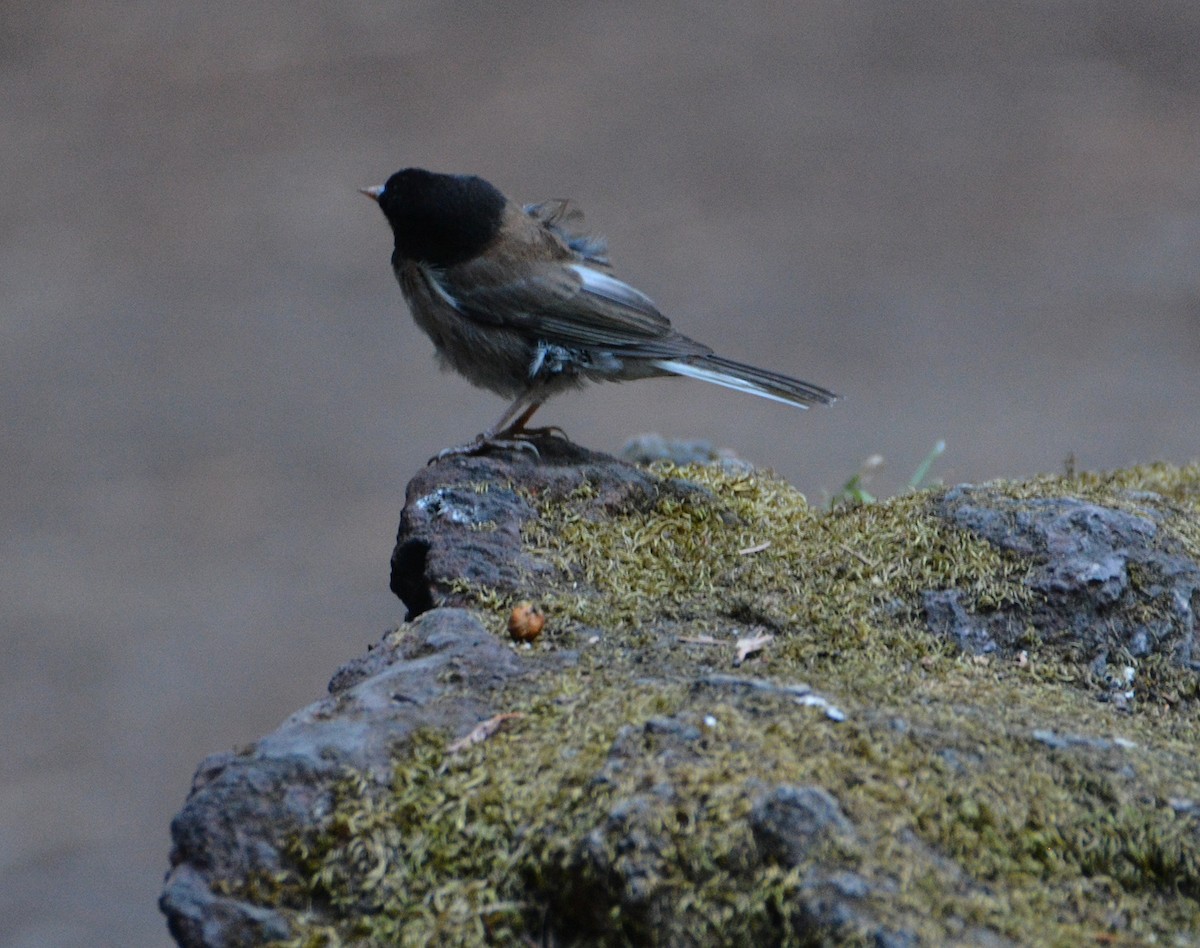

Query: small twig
[[678, 635, 723, 646], [737, 540, 772, 556]]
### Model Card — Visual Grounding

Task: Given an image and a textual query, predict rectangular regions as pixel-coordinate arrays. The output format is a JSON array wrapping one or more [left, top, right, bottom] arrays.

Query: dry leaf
[[734, 633, 774, 666], [447, 713, 525, 753]]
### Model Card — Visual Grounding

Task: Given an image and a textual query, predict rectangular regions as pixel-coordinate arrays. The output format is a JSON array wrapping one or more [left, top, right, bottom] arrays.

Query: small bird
[[361, 168, 836, 456]]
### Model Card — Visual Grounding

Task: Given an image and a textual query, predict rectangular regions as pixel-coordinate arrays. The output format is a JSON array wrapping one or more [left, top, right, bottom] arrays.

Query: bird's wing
[[430, 257, 700, 356]]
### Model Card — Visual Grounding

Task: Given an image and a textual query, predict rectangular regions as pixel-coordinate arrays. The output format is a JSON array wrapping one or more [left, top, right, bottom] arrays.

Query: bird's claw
[[516, 425, 570, 441], [428, 435, 541, 464]]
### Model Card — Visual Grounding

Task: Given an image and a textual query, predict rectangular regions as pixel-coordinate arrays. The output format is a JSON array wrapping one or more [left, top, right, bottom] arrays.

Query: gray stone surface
[[161, 608, 555, 947], [929, 487, 1200, 675]]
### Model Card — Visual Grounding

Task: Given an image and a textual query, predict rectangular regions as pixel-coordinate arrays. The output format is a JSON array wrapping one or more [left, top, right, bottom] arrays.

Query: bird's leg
[[430, 391, 552, 463], [486, 392, 545, 438], [494, 399, 570, 442]]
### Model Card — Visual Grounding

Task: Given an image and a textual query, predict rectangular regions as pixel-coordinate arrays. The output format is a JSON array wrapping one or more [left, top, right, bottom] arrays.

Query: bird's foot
[[427, 423, 575, 464], [429, 434, 541, 464], [512, 424, 571, 441]]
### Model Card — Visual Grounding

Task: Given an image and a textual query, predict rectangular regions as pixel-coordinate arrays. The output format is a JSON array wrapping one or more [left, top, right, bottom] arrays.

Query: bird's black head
[[369, 168, 506, 267]]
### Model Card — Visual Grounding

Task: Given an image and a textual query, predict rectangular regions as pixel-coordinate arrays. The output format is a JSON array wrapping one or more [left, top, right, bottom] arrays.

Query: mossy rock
[[162, 445, 1200, 946]]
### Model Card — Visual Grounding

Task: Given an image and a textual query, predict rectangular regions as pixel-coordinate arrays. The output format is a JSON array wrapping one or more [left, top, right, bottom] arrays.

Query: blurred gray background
[[3, 2, 1198, 944]]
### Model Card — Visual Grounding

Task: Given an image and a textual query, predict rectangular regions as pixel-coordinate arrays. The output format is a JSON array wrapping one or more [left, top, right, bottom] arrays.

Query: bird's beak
[[359, 185, 384, 202]]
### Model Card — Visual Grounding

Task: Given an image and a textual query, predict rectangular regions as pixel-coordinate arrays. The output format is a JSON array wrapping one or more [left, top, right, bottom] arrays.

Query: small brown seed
[[508, 601, 545, 642]]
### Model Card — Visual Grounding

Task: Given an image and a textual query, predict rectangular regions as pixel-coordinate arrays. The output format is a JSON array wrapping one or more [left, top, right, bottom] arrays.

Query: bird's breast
[[396, 263, 542, 397]]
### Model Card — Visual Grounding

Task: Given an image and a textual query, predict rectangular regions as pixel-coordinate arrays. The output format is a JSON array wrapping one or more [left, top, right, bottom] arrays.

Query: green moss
[[256, 461, 1200, 945], [531, 465, 1028, 627]]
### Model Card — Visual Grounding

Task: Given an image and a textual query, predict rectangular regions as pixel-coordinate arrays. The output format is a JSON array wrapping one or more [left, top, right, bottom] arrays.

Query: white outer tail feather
[[652, 359, 813, 409]]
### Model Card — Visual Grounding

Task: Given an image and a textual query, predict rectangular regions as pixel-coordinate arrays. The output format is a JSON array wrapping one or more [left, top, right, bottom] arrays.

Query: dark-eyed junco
[[362, 168, 836, 456]]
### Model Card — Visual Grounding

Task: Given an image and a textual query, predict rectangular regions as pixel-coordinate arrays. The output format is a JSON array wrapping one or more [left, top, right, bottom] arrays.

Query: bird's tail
[[653, 355, 838, 409]]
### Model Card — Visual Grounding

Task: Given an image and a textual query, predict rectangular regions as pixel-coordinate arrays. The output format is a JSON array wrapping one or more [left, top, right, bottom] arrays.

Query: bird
[[360, 168, 837, 457]]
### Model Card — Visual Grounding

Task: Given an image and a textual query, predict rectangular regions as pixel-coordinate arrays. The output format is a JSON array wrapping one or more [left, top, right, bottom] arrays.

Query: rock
[[162, 451, 1200, 945], [621, 432, 753, 472], [929, 487, 1200, 677], [749, 784, 856, 867], [390, 436, 665, 619], [160, 865, 290, 948], [161, 607, 565, 947]]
